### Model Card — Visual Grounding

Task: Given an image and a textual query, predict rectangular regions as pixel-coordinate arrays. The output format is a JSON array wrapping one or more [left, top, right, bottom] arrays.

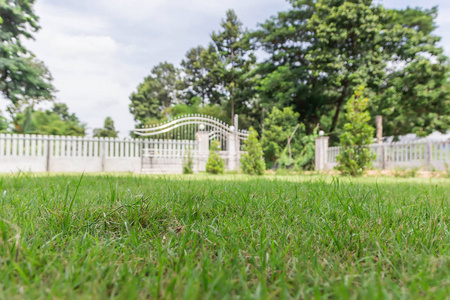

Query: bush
[[182, 147, 194, 174], [206, 140, 224, 174], [262, 107, 317, 170], [262, 107, 301, 168], [241, 127, 265, 175], [336, 87, 375, 176]]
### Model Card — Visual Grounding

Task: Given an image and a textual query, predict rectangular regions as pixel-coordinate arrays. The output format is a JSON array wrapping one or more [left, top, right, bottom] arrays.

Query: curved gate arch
[[133, 114, 248, 173]]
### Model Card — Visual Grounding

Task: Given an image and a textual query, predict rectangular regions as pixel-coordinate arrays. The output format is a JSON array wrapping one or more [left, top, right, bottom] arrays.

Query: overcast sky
[[10, 0, 450, 136]]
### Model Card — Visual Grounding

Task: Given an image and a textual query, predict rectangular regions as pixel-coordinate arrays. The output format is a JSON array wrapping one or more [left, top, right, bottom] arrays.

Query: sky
[[8, 0, 450, 136]]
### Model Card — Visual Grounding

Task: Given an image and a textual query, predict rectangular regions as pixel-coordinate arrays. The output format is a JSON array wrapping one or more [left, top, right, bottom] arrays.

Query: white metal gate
[[133, 114, 248, 173]]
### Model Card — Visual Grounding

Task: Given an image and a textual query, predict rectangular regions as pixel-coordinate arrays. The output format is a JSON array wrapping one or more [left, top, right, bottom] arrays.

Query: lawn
[[0, 173, 449, 299]]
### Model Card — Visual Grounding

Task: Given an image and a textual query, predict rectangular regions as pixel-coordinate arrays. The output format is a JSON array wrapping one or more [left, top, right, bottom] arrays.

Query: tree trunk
[[231, 42, 235, 126], [329, 81, 349, 134], [231, 88, 235, 125]]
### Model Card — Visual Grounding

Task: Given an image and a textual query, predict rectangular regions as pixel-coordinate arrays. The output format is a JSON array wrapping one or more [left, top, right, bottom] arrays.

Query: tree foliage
[[211, 9, 256, 124], [336, 87, 375, 176], [130, 1, 449, 143], [12, 103, 85, 136], [180, 45, 222, 105], [93, 117, 119, 138], [252, 0, 449, 138], [0, 0, 55, 110], [206, 140, 225, 174], [262, 107, 303, 168], [261, 106, 318, 170], [0, 110, 8, 132], [241, 127, 265, 175], [129, 62, 180, 124]]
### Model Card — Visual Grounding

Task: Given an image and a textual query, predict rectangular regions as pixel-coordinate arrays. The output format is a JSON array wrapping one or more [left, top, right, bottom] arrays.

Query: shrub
[[182, 147, 194, 174], [206, 140, 224, 174], [241, 127, 265, 175], [262, 107, 301, 168], [336, 87, 375, 176], [262, 107, 316, 170]]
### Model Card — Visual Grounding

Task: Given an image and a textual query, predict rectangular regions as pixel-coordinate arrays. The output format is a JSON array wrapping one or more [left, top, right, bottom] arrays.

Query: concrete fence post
[[426, 142, 433, 171], [382, 144, 387, 169], [315, 134, 329, 171], [227, 132, 236, 170], [46, 138, 51, 172], [195, 130, 209, 172], [100, 138, 106, 172]]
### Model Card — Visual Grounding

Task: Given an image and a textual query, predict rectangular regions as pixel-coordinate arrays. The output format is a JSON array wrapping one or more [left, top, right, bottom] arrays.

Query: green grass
[[0, 173, 449, 299]]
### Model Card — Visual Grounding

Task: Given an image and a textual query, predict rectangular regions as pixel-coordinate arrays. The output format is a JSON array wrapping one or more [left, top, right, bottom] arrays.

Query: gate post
[[315, 133, 329, 171], [196, 130, 209, 172], [227, 131, 236, 170]]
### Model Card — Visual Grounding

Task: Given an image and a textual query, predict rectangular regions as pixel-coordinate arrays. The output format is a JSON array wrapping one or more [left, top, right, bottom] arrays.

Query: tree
[[129, 62, 180, 124], [211, 9, 256, 125], [0, 110, 8, 132], [52, 103, 80, 123], [180, 45, 222, 105], [0, 0, 55, 110], [93, 117, 119, 138], [252, 1, 324, 134], [373, 6, 450, 137], [253, 0, 449, 137], [241, 127, 265, 175], [206, 140, 225, 174], [262, 107, 304, 168], [336, 87, 375, 176], [12, 104, 85, 136]]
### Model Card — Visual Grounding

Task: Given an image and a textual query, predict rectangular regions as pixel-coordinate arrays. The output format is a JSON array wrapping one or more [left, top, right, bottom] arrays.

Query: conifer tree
[[241, 127, 265, 175], [336, 87, 375, 176], [206, 140, 225, 174]]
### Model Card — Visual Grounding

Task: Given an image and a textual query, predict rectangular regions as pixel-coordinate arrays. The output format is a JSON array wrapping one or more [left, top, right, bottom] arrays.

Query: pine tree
[[211, 9, 256, 125], [93, 117, 119, 138], [206, 140, 225, 174], [241, 127, 265, 175], [336, 87, 375, 176]]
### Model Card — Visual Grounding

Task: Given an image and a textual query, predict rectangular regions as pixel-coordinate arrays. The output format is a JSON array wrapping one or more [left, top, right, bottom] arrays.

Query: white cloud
[[49, 35, 118, 57]]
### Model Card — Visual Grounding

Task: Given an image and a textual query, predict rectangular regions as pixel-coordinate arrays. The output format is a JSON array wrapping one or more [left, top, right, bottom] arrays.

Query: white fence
[[0, 134, 143, 173], [0, 134, 241, 173], [316, 136, 450, 171]]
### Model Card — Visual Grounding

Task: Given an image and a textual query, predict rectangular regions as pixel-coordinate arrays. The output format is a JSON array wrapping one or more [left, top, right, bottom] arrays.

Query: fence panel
[[326, 140, 450, 170]]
